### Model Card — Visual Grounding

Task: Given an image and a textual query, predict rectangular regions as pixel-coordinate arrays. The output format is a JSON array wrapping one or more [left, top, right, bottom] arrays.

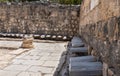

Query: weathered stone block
[[71, 36, 82, 43], [71, 42, 84, 47], [69, 47, 88, 53], [69, 62, 103, 76], [21, 36, 34, 48], [70, 56, 96, 62]]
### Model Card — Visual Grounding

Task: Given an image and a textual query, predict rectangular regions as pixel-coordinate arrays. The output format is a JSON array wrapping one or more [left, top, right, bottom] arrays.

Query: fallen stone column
[[69, 62, 103, 76], [69, 47, 88, 53], [70, 55, 96, 63], [71, 36, 84, 47]]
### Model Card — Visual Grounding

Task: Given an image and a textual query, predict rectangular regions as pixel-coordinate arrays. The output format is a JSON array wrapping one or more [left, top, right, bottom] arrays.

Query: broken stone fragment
[[21, 36, 34, 48]]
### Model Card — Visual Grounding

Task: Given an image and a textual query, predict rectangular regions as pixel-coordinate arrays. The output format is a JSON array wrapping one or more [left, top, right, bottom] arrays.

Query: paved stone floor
[[0, 39, 67, 76]]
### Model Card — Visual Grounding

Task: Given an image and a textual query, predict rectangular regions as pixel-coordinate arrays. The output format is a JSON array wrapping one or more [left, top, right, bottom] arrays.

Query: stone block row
[[0, 33, 70, 40]]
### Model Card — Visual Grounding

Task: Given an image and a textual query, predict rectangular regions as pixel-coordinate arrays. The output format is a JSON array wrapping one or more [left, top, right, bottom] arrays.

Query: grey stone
[[71, 37, 84, 47], [69, 62, 103, 76], [70, 56, 96, 62], [71, 37, 82, 42], [69, 47, 88, 53], [71, 42, 84, 47]]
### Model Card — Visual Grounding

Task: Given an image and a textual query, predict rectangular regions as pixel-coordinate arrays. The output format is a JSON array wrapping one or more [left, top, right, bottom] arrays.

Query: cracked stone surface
[[0, 39, 67, 76]]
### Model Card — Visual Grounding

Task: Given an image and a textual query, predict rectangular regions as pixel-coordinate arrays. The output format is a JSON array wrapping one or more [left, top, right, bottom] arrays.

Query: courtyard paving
[[0, 39, 67, 76]]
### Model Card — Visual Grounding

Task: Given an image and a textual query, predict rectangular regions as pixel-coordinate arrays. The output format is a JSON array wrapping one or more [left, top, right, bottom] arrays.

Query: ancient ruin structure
[[0, 0, 119, 76]]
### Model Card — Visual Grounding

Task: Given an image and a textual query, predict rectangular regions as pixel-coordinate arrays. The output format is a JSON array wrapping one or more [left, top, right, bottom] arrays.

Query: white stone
[[21, 55, 40, 60], [17, 71, 42, 76], [0, 70, 20, 76], [20, 60, 45, 66], [28, 66, 53, 74], [42, 61, 59, 67], [4, 64, 31, 71], [90, 0, 99, 10], [12, 59, 26, 65], [38, 53, 50, 56]]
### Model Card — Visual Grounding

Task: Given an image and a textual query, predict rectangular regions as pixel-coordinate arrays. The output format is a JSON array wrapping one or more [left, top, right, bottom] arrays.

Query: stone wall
[[79, 0, 120, 76], [0, 2, 80, 39]]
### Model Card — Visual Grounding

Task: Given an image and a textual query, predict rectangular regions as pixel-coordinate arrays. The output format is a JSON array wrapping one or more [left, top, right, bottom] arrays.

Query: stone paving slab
[[20, 55, 41, 60], [9, 49, 29, 55], [0, 41, 22, 49], [0, 70, 20, 76], [28, 66, 53, 74], [0, 54, 16, 61], [19, 60, 45, 66], [43, 61, 59, 67], [4, 64, 31, 71], [17, 72, 42, 76], [44, 74, 53, 76], [0, 61, 9, 69]]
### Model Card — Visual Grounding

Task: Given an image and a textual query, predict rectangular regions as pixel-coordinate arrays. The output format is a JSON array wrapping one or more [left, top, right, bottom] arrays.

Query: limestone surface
[[0, 39, 67, 76]]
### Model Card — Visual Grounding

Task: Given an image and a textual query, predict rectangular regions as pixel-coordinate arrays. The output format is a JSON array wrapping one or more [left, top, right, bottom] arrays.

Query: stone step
[[69, 47, 88, 53], [70, 56, 96, 63], [69, 62, 102, 76]]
